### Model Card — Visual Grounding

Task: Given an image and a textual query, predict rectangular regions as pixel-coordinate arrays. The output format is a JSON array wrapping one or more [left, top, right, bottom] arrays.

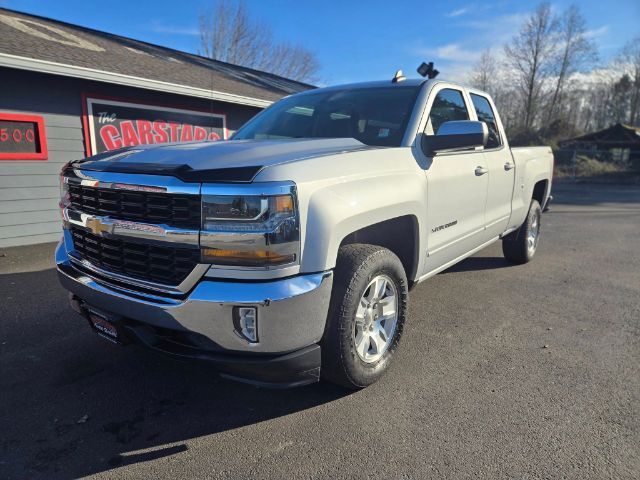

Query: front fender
[[299, 172, 426, 273]]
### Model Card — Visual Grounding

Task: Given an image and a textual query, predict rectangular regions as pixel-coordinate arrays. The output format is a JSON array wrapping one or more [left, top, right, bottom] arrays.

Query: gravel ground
[[1, 183, 639, 479]]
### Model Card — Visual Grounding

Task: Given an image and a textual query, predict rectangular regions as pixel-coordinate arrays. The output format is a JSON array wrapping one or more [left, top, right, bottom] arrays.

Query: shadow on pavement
[[442, 256, 512, 274], [0, 268, 350, 479]]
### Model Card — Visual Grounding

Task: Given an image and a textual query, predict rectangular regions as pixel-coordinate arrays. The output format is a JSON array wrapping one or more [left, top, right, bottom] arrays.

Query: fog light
[[233, 307, 258, 343]]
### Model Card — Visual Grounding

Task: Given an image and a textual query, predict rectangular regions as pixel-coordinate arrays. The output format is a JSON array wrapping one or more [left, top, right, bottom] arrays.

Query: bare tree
[[504, 3, 558, 130], [473, 5, 636, 138], [468, 49, 519, 133], [546, 4, 597, 123], [198, 1, 263, 67], [470, 49, 498, 93], [265, 43, 320, 84], [618, 36, 640, 125], [198, 0, 319, 83]]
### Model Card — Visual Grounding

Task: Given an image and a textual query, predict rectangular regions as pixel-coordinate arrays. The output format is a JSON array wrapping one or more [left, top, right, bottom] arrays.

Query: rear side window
[[427, 89, 469, 135], [470, 93, 502, 149]]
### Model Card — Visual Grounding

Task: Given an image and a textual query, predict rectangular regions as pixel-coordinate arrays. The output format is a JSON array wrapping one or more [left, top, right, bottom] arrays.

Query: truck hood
[[73, 138, 377, 182]]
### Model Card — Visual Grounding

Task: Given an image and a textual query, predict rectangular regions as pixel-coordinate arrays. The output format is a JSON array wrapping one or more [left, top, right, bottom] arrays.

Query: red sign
[[82, 95, 227, 156], [0, 113, 48, 160]]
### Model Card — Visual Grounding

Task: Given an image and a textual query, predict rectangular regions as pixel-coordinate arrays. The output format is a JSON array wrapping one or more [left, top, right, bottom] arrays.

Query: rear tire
[[321, 244, 408, 389], [502, 199, 542, 264]]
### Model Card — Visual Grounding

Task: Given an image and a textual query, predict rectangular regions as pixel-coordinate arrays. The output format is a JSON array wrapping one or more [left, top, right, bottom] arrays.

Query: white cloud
[[149, 22, 199, 36], [584, 25, 609, 39], [411, 43, 486, 83], [407, 9, 532, 85], [438, 63, 475, 83], [412, 8, 617, 86], [459, 12, 528, 35], [416, 43, 481, 63], [570, 63, 631, 86], [446, 8, 469, 18]]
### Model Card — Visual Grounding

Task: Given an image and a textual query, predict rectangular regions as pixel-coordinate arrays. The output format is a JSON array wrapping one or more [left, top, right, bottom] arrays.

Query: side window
[[426, 88, 469, 135], [470, 93, 502, 149]]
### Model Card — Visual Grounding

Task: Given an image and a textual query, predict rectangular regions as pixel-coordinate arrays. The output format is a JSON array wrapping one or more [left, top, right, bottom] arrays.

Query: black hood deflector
[[70, 159, 262, 183]]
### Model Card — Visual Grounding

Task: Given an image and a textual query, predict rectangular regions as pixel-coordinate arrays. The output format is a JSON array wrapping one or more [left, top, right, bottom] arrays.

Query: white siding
[[0, 186, 61, 201], [0, 209, 59, 226], [0, 232, 61, 248], [0, 175, 60, 188], [0, 110, 81, 246], [0, 198, 59, 214]]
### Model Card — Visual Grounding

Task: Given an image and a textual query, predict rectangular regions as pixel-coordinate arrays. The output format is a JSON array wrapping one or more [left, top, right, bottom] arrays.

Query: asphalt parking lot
[[1, 182, 639, 479]]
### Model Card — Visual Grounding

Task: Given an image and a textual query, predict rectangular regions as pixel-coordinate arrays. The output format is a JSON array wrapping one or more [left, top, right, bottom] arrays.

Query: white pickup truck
[[56, 78, 553, 388]]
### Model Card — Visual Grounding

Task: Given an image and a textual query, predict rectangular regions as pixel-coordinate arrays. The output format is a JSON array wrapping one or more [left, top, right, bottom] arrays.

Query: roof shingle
[[0, 8, 313, 104]]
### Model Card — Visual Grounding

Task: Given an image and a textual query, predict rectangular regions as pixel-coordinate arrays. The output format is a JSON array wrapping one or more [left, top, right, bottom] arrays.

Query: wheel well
[[339, 215, 419, 282], [532, 180, 548, 205]]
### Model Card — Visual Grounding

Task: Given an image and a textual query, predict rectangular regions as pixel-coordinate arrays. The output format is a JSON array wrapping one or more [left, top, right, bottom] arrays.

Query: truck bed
[[511, 146, 554, 165]]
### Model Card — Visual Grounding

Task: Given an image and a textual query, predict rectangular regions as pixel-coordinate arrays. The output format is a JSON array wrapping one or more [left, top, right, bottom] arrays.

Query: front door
[[419, 87, 490, 272]]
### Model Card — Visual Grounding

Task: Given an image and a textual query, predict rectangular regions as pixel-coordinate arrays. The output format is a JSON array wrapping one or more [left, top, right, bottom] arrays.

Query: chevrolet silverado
[[56, 78, 553, 388]]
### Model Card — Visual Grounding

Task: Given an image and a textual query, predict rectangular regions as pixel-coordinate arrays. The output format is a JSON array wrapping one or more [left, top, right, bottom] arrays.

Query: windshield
[[233, 86, 421, 147]]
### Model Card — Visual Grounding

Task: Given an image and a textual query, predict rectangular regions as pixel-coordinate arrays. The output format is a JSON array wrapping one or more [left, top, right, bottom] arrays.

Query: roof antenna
[[392, 70, 406, 83], [417, 62, 439, 79]]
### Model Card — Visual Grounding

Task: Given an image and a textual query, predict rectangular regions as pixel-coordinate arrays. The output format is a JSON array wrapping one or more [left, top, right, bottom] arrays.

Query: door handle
[[475, 166, 488, 176], [504, 162, 514, 171]]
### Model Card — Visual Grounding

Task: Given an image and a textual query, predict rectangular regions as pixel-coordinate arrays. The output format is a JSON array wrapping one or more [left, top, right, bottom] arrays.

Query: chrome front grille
[[70, 227, 200, 286], [68, 183, 201, 229]]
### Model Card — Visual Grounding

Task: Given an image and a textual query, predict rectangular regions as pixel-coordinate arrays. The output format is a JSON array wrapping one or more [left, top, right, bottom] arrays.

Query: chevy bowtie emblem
[[86, 217, 111, 236]]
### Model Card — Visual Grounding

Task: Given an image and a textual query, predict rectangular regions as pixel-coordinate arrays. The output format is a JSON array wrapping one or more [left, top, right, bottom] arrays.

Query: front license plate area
[[87, 308, 122, 344]]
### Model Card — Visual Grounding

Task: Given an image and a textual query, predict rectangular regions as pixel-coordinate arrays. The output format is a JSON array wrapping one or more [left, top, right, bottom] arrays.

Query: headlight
[[202, 194, 294, 230], [59, 165, 71, 221], [200, 183, 300, 268], [59, 165, 71, 208]]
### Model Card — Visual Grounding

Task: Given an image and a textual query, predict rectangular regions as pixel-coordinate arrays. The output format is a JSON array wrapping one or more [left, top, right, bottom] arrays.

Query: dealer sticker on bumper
[[88, 310, 120, 343]]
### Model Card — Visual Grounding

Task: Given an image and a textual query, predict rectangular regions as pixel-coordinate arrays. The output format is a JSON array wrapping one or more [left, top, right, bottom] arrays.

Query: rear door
[[469, 91, 515, 238], [418, 85, 490, 272]]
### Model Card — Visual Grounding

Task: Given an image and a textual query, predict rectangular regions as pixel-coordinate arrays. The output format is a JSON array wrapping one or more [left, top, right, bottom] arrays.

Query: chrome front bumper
[[55, 240, 333, 355]]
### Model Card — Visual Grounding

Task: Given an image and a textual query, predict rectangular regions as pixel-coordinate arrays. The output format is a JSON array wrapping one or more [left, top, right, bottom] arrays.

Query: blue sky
[[4, 0, 639, 84]]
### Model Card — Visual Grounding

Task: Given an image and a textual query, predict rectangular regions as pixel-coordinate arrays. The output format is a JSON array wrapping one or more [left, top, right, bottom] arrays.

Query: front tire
[[502, 199, 542, 264], [321, 244, 408, 389]]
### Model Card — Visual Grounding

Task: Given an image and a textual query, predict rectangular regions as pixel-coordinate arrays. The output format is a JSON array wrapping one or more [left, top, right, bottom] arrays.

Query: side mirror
[[422, 120, 488, 155]]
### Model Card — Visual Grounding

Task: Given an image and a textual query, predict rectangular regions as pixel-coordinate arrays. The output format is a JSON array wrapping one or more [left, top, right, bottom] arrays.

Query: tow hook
[[68, 293, 83, 315]]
